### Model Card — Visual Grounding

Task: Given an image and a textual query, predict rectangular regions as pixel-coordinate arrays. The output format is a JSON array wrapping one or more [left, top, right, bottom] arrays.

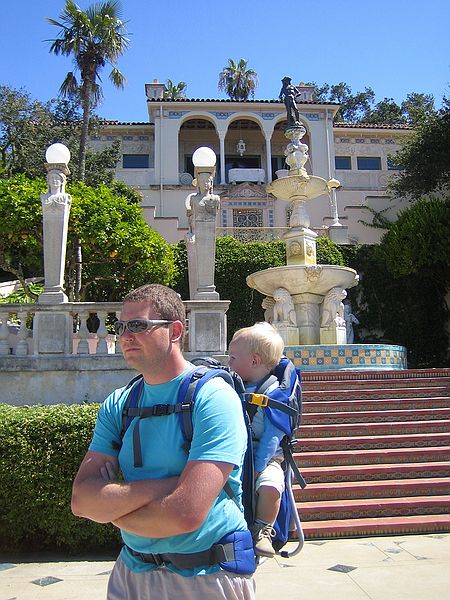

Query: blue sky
[[2, 0, 449, 122]]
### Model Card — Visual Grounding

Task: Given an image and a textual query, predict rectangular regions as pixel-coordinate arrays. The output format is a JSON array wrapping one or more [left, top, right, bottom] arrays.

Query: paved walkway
[[1, 533, 449, 599]]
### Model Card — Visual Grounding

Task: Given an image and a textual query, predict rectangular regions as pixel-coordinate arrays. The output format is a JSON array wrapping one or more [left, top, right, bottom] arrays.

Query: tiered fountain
[[246, 80, 407, 370]]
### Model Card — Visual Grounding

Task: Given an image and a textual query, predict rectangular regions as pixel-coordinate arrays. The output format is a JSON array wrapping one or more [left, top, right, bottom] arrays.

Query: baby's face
[[228, 338, 255, 381]]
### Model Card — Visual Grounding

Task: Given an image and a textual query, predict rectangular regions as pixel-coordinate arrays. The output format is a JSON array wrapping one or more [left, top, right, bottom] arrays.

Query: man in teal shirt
[[72, 284, 255, 599]]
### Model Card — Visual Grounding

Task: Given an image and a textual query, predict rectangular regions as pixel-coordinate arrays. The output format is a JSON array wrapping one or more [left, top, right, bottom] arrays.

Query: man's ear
[[170, 320, 184, 343]]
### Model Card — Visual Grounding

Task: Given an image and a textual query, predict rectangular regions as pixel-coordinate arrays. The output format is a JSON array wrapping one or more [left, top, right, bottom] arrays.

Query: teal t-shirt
[[89, 365, 248, 576]]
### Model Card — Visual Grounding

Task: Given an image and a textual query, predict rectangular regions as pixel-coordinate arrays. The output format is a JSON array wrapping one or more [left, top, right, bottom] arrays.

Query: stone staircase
[[293, 368, 450, 538]]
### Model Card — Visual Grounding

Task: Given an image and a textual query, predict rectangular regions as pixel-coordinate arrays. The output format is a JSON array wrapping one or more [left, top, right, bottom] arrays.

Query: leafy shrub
[[0, 403, 121, 554]]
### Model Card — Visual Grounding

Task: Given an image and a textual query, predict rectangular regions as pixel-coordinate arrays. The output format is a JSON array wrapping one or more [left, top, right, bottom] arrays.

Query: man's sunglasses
[[114, 319, 173, 336]]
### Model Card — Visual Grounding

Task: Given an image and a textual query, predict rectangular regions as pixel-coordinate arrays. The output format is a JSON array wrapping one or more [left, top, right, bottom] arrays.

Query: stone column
[[34, 157, 73, 354], [219, 132, 226, 185], [265, 133, 272, 183]]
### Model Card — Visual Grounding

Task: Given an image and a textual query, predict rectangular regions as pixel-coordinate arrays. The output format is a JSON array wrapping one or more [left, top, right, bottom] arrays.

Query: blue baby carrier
[[114, 355, 306, 566]]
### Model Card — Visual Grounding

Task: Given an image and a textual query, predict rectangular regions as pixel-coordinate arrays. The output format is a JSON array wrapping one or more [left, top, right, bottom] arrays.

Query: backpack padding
[[176, 366, 236, 445]]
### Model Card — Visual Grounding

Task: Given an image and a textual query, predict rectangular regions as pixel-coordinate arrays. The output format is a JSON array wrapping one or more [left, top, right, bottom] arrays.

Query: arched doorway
[[179, 117, 219, 182]]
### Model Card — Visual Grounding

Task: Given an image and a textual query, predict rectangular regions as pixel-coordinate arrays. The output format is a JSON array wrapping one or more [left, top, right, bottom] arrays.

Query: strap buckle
[[248, 393, 269, 407], [153, 404, 169, 416]]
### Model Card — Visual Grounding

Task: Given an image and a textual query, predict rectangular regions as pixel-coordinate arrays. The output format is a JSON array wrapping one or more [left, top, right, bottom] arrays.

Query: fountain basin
[[246, 265, 359, 297], [285, 344, 408, 371], [267, 174, 331, 201]]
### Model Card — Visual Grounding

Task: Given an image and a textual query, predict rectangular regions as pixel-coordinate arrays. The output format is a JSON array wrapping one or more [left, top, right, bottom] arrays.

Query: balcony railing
[[216, 226, 329, 243]]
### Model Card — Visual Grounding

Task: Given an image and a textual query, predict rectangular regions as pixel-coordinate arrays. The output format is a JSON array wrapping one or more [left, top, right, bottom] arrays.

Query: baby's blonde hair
[[231, 322, 284, 370]]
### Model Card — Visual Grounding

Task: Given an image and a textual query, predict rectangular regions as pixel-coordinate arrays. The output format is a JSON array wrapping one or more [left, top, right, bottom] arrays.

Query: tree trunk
[[74, 82, 92, 300]]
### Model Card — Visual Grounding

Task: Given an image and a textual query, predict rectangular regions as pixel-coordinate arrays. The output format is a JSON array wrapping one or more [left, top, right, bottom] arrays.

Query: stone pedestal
[[33, 311, 73, 354], [284, 227, 317, 266], [320, 325, 347, 345], [184, 300, 230, 354], [274, 324, 299, 346], [329, 224, 349, 245], [292, 294, 322, 345]]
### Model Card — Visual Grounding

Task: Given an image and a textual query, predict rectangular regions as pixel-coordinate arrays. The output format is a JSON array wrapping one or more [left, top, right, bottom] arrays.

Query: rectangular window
[[335, 156, 351, 170], [387, 158, 401, 170], [357, 157, 381, 170], [122, 154, 149, 168]]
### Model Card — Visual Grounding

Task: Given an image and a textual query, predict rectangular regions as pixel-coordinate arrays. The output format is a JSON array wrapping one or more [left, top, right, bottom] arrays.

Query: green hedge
[[0, 403, 121, 554]]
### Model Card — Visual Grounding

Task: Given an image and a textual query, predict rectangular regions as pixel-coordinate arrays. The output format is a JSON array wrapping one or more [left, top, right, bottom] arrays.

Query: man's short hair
[[232, 322, 284, 371], [124, 284, 186, 326]]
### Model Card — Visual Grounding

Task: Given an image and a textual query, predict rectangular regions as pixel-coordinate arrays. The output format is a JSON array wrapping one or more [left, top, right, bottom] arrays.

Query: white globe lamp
[[192, 147, 216, 168], [45, 143, 71, 165]]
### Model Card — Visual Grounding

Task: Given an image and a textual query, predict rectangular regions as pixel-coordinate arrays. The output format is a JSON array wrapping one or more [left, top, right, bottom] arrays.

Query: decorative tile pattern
[[31, 576, 63, 587], [328, 564, 357, 573], [285, 344, 407, 371]]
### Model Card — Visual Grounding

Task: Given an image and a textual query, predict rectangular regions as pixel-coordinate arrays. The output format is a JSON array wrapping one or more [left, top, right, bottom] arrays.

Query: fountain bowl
[[246, 265, 359, 297], [267, 174, 331, 201]]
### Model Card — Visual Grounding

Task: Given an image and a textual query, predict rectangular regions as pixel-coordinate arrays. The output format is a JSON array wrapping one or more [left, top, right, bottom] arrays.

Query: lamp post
[[186, 147, 220, 300], [34, 143, 73, 354], [184, 147, 230, 356], [40, 143, 72, 303]]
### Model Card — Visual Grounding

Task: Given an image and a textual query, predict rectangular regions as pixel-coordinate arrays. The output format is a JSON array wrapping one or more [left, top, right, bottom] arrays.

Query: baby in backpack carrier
[[228, 322, 285, 558]]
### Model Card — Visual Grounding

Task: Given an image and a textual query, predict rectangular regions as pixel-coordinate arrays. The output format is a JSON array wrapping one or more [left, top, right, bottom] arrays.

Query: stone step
[[299, 461, 450, 484], [299, 419, 450, 438], [293, 477, 450, 502], [302, 386, 450, 401], [301, 368, 450, 383], [295, 446, 450, 467], [297, 495, 450, 521], [297, 432, 450, 451], [302, 376, 450, 391], [298, 514, 450, 538], [302, 396, 450, 413], [302, 407, 450, 424]]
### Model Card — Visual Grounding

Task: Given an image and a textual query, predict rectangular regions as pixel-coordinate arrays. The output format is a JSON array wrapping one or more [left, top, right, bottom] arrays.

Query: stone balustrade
[[216, 226, 328, 244], [0, 302, 122, 356]]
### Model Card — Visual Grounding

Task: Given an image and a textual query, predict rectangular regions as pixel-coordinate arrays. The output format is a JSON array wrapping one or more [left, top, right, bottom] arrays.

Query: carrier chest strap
[[243, 393, 298, 418]]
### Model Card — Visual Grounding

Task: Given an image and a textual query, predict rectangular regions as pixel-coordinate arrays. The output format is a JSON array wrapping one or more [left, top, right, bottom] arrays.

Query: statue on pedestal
[[41, 169, 71, 208], [185, 171, 220, 300], [279, 76, 301, 128], [344, 302, 360, 344], [321, 287, 347, 328], [273, 287, 297, 326]]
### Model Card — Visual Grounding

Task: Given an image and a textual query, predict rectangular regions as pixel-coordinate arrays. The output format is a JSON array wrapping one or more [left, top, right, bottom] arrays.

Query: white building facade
[[88, 82, 411, 244]]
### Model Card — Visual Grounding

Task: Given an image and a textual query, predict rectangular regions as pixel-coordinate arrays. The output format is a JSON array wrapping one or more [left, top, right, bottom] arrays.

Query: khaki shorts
[[107, 556, 256, 600], [255, 458, 285, 495]]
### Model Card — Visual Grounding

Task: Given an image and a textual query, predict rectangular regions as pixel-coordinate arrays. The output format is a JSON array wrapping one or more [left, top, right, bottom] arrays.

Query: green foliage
[[0, 282, 43, 303], [307, 81, 375, 122], [0, 175, 176, 301], [173, 236, 344, 337], [163, 80, 187, 100], [0, 174, 44, 284], [0, 85, 121, 186], [364, 92, 436, 125], [379, 196, 450, 279], [67, 182, 177, 301], [347, 245, 449, 368], [218, 59, 258, 101], [0, 403, 120, 554], [388, 103, 450, 198]]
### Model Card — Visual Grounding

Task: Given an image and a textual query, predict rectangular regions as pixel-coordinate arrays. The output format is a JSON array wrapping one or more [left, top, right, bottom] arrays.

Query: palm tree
[[218, 59, 258, 101], [47, 0, 129, 182], [47, 0, 129, 300], [163, 79, 187, 100]]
